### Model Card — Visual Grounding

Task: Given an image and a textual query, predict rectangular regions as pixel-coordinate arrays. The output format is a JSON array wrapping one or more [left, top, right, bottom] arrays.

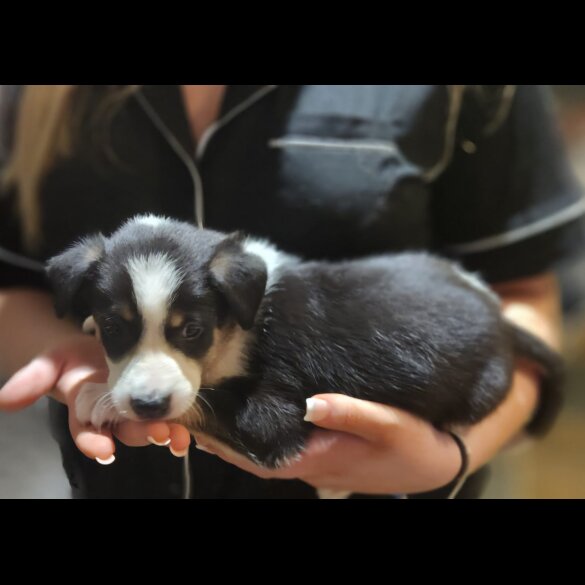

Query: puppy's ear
[[210, 234, 267, 330], [45, 234, 106, 321]]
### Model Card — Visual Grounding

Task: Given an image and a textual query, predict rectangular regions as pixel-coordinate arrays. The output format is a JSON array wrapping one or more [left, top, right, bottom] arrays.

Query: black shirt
[[2, 85, 584, 280], [1, 85, 583, 498]]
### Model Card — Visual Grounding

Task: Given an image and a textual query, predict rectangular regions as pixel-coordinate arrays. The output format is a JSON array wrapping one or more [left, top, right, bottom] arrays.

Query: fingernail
[[195, 444, 213, 454], [148, 436, 172, 447], [170, 447, 189, 458], [96, 455, 116, 465], [304, 398, 329, 422]]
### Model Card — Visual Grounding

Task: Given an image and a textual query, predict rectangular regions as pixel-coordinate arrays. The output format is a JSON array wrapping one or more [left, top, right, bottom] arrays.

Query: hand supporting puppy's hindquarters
[[193, 393, 463, 495]]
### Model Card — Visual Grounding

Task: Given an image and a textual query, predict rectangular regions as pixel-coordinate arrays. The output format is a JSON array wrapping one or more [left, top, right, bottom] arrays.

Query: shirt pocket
[[268, 133, 430, 254]]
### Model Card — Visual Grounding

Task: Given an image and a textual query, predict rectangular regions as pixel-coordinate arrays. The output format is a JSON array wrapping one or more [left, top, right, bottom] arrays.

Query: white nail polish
[[195, 444, 212, 453], [96, 455, 116, 466], [304, 397, 329, 422], [148, 436, 172, 447], [170, 447, 189, 458]]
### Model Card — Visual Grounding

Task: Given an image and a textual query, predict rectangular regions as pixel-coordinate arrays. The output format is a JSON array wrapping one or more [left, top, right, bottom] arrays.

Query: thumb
[[304, 394, 400, 443], [0, 353, 64, 411]]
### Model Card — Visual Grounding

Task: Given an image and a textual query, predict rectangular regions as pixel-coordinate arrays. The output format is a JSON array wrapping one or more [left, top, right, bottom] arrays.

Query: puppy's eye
[[102, 316, 123, 337], [182, 322, 204, 340]]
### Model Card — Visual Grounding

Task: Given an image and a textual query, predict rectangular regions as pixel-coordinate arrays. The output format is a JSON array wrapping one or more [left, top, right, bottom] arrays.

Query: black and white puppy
[[46, 215, 563, 473]]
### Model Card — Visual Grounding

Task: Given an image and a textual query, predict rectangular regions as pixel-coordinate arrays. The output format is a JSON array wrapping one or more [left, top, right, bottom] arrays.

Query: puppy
[[46, 215, 563, 473]]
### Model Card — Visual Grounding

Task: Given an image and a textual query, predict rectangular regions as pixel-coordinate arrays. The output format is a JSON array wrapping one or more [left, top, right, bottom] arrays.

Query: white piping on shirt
[[136, 85, 279, 230], [446, 197, 585, 255], [423, 85, 466, 183], [269, 136, 399, 156], [0, 245, 44, 272], [135, 91, 207, 229], [197, 85, 279, 160], [483, 85, 517, 136]]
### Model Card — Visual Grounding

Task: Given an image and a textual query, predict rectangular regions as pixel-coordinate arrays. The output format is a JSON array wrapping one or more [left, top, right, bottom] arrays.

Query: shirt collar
[[138, 85, 278, 156], [138, 85, 195, 155]]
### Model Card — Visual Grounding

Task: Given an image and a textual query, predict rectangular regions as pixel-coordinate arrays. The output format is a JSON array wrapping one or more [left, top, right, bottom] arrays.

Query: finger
[[68, 407, 116, 462], [193, 433, 278, 479], [168, 424, 192, 457], [145, 422, 173, 446], [56, 364, 106, 403], [296, 430, 376, 486], [0, 355, 63, 411], [304, 394, 400, 443], [114, 421, 170, 447]]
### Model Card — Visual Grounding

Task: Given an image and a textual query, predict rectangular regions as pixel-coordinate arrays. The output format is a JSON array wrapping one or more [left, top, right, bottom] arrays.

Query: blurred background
[[485, 85, 585, 498], [1, 85, 585, 499]]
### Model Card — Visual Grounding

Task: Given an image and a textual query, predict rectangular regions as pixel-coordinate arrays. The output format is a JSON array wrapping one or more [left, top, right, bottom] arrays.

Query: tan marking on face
[[119, 304, 135, 321], [201, 326, 251, 387], [175, 326, 250, 434], [83, 316, 97, 335], [169, 311, 186, 328], [84, 316, 102, 342], [210, 252, 231, 278]]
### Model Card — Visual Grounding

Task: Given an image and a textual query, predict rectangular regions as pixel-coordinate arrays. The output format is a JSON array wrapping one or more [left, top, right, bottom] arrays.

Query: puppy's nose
[[130, 395, 171, 420]]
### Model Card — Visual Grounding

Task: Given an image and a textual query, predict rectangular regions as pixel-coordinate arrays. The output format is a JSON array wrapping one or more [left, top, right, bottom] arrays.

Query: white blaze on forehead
[[82, 237, 104, 264], [107, 252, 199, 424], [126, 253, 183, 322], [127, 214, 172, 229]]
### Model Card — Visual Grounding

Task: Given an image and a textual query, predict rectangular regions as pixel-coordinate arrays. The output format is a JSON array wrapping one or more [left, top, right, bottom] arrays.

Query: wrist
[[457, 363, 541, 474], [510, 361, 542, 428]]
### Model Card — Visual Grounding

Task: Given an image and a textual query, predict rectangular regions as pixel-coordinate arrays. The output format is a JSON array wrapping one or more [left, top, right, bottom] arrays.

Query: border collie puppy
[[46, 215, 562, 470]]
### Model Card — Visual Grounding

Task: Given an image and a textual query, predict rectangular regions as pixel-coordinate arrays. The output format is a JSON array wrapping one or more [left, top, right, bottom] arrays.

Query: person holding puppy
[[0, 85, 582, 498]]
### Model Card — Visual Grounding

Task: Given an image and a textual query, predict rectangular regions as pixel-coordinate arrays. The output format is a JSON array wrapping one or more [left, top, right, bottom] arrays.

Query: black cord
[[445, 431, 470, 500]]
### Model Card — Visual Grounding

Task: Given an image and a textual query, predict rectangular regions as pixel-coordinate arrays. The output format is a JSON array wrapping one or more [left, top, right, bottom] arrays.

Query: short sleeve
[[0, 85, 46, 289], [431, 85, 585, 283]]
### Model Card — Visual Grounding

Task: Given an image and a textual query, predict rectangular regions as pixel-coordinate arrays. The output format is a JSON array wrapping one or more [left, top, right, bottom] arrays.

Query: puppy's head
[[46, 215, 267, 422]]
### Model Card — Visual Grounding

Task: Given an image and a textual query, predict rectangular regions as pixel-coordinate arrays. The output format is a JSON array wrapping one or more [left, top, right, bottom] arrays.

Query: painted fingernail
[[170, 447, 189, 458], [304, 398, 329, 422], [96, 455, 116, 465], [148, 436, 172, 447]]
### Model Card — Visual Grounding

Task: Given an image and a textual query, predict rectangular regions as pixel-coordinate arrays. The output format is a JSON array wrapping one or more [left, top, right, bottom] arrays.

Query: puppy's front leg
[[75, 382, 119, 430], [193, 382, 310, 468], [232, 392, 312, 469]]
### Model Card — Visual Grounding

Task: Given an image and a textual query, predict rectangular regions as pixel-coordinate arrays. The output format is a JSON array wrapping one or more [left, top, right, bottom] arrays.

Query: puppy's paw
[[75, 382, 119, 430], [241, 438, 307, 470], [230, 396, 312, 469], [234, 415, 310, 469]]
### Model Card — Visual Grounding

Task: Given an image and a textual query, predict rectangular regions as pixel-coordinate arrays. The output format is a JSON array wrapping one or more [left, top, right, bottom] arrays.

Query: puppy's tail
[[504, 320, 565, 437]]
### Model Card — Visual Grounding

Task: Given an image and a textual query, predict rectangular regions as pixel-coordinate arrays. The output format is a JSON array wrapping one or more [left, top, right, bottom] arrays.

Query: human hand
[[0, 334, 191, 463], [193, 394, 462, 495]]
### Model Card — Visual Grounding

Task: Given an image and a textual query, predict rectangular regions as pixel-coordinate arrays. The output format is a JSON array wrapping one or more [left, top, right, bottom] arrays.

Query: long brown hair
[[2, 85, 140, 252]]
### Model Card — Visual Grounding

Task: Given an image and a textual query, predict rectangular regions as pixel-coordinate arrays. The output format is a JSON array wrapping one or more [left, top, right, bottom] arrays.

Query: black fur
[[198, 255, 563, 467], [46, 233, 106, 320], [209, 234, 268, 331], [46, 218, 564, 469]]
